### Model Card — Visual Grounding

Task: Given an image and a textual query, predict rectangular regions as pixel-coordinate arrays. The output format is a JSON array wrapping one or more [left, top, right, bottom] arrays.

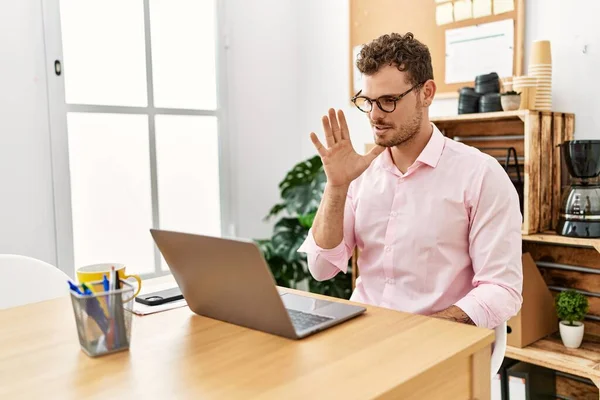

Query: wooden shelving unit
[[523, 231, 600, 253], [430, 108, 574, 123], [506, 335, 600, 387], [513, 234, 600, 397], [430, 109, 528, 123]]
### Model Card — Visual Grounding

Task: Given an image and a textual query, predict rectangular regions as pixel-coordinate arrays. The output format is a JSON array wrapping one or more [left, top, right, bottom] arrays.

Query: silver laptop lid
[[150, 229, 298, 339]]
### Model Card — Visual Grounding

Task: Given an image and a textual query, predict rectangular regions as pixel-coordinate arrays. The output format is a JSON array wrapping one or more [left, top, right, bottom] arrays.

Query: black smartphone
[[135, 287, 184, 306]]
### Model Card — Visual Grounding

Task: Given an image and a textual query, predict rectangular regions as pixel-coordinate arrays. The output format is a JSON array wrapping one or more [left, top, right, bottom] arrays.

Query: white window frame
[[41, 0, 234, 278]]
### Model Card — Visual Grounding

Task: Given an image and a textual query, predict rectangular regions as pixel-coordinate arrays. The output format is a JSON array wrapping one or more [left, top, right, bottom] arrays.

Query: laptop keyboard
[[287, 309, 333, 331]]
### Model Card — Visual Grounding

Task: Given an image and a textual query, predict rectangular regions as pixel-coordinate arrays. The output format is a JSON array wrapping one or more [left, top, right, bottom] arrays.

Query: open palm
[[311, 109, 385, 187]]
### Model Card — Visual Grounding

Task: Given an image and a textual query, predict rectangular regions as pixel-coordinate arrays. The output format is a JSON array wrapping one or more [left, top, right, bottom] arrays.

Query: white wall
[[0, 1, 57, 266], [523, 0, 600, 139], [224, 0, 304, 240], [297, 1, 372, 160]]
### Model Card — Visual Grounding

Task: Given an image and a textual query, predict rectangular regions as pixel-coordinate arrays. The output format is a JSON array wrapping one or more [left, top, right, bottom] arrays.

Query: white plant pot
[[559, 321, 584, 348], [501, 94, 521, 111]]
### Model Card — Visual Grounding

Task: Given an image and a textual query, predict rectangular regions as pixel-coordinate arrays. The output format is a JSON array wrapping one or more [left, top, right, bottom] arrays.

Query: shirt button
[[390, 211, 397, 217], [385, 246, 391, 252]]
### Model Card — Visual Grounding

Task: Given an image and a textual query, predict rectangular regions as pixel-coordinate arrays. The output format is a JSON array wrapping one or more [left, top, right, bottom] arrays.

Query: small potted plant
[[501, 90, 521, 111], [555, 289, 589, 348]]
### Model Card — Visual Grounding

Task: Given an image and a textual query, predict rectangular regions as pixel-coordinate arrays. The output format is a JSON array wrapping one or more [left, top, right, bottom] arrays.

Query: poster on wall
[[445, 18, 514, 84]]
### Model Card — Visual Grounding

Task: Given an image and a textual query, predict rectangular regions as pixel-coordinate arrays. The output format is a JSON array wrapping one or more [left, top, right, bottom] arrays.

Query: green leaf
[[264, 203, 287, 221], [308, 268, 353, 299], [255, 238, 304, 288], [555, 289, 590, 324], [271, 217, 309, 263], [276, 155, 326, 217], [279, 155, 322, 194], [298, 212, 316, 228], [269, 256, 293, 288]]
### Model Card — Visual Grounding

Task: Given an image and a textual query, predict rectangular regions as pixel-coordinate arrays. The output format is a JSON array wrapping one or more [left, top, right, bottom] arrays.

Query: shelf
[[431, 109, 528, 123], [506, 335, 600, 386], [431, 109, 575, 124], [522, 231, 600, 252]]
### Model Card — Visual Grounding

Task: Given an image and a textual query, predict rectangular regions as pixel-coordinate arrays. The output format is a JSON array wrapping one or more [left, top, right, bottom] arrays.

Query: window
[[43, 0, 229, 278]]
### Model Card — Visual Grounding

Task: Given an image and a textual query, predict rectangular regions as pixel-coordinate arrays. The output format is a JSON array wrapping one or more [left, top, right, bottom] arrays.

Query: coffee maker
[[556, 140, 600, 238]]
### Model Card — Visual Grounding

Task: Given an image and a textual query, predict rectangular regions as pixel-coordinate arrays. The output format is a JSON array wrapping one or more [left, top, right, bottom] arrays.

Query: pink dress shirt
[[298, 124, 523, 329]]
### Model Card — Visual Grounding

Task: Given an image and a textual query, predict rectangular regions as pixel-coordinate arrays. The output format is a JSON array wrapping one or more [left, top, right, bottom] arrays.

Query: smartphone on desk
[[135, 287, 184, 306]]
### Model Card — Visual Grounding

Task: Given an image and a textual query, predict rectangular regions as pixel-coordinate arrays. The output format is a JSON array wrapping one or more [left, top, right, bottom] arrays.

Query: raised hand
[[310, 109, 385, 188]]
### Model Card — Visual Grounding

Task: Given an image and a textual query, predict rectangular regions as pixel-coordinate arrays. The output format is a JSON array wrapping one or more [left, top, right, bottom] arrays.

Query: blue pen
[[81, 282, 93, 295], [103, 275, 110, 293], [85, 298, 109, 334], [68, 280, 83, 295]]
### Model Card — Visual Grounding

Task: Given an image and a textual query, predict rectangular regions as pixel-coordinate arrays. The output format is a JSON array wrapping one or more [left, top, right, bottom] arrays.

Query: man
[[297, 32, 523, 329]]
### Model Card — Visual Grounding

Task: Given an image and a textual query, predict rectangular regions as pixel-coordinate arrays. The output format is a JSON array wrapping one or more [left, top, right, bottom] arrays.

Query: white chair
[[0, 254, 70, 310], [490, 321, 507, 377]]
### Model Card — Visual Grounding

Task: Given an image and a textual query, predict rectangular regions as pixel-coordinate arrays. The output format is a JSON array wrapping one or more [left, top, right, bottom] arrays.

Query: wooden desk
[[0, 276, 494, 399]]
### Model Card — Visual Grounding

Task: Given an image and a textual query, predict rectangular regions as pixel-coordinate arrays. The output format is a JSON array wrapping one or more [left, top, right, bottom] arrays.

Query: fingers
[[321, 108, 347, 148], [321, 115, 335, 148], [310, 132, 328, 157], [364, 144, 385, 164], [328, 108, 342, 142], [337, 109, 349, 140]]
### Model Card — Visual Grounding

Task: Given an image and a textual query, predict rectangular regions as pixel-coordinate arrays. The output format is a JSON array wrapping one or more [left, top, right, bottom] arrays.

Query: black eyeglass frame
[[351, 82, 426, 113]]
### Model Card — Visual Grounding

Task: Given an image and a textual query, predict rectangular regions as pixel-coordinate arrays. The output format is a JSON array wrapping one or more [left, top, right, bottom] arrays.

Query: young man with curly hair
[[298, 32, 523, 329]]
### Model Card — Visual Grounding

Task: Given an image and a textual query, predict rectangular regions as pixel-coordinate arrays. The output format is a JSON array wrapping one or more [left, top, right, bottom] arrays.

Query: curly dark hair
[[356, 32, 434, 87]]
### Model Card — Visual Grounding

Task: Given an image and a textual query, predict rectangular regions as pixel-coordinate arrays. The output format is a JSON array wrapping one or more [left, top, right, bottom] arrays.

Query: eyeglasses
[[351, 83, 424, 113]]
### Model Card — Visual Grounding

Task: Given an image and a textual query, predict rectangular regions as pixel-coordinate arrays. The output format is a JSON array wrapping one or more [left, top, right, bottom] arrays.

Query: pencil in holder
[[69, 279, 134, 357]]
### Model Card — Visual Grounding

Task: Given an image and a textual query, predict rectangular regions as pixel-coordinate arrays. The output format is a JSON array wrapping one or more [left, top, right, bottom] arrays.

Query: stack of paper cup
[[528, 40, 552, 110], [513, 76, 538, 110]]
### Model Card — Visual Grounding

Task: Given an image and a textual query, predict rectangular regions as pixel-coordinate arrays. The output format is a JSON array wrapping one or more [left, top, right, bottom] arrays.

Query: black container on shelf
[[556, 140, 600, 238], [458, 87, 480, 114], [479, 93, 502, 113], [475, 72, 500, 94]]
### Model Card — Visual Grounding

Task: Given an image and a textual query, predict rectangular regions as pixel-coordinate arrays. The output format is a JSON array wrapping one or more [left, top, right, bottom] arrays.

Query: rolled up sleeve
[[455, 157, 524, 329], [297, 186, 356, 281]]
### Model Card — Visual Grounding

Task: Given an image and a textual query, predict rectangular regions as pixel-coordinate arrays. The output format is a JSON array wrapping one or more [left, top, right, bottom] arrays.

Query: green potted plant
[[555, 289, 589, 348], [254, 155, 352, 299], [500, 90, 521, 111]]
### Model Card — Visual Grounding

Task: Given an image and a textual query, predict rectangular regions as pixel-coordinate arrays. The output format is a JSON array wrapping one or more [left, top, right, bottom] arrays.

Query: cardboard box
[[507, 252, 558, 348]]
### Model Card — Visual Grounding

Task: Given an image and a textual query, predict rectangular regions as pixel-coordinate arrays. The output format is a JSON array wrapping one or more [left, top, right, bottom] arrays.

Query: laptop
[[149, 229, 366, 339]]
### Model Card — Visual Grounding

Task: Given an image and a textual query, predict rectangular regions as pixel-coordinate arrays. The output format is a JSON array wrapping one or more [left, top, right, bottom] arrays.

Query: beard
[[372, 102, 423, 148]]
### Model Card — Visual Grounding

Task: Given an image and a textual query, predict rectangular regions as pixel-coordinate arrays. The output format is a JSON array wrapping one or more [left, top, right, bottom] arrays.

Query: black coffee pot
[[556, 140, 600, 237]]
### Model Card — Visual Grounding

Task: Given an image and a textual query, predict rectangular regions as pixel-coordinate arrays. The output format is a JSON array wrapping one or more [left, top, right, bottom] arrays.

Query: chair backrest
[[0, 254, 69, 310], [490, 321, 507, 377]]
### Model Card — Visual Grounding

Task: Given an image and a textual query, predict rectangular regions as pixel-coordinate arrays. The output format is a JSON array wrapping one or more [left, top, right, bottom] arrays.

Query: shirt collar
[[416, 123, 445, 168], [379, 123, 445, 172]]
